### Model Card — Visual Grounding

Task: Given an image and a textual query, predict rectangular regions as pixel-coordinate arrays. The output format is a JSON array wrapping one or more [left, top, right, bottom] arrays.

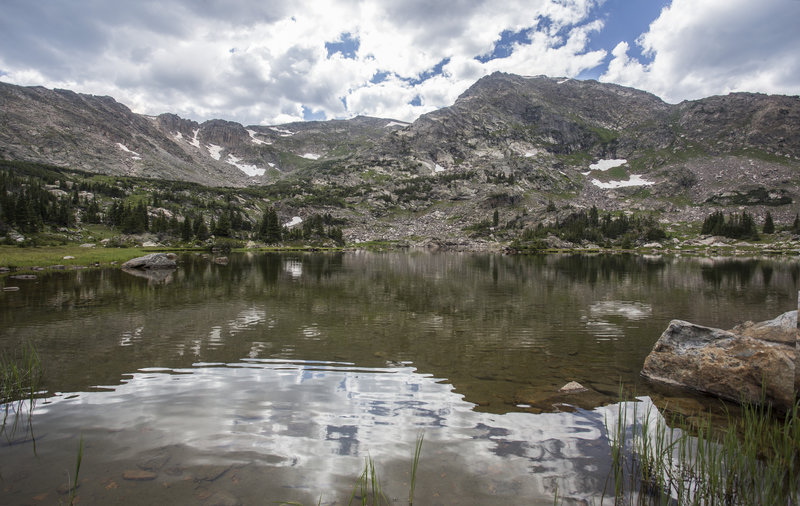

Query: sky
[[1, 0, 798, 126]]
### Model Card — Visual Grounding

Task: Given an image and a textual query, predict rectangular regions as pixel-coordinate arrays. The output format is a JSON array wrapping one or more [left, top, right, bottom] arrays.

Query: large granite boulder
[[121, 253, 177, 270], [641, 311, 796, 409]]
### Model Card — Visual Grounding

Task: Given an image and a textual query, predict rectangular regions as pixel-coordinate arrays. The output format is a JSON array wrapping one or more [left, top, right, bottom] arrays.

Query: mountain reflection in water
[[1, 252, 797, 504]]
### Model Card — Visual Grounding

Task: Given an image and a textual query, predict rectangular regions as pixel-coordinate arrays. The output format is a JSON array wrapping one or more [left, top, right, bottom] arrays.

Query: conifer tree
[[258, 207, 282, 243], [194, 214, 209, 241], [181, 216, 193, 241], [763, 212, 775, 234]]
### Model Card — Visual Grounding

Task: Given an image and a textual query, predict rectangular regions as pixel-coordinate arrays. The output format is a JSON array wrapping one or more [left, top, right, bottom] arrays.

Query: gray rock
[[732, 310, 796, 345], [559, 381, 588, 393], [121, 253, 177, 270], [642, 317, 795, 408]]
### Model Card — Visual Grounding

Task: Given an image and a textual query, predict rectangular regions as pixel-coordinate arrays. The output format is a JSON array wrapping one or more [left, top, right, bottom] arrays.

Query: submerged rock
[[641, 312, 796, 409], [559, 381, 588, 393], [122, 470, 157, 481], [121, 253, 177, 270]]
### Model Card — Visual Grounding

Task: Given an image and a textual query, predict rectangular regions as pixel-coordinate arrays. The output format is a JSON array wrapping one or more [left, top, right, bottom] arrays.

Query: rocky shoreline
[[642, 310, 798, 409]]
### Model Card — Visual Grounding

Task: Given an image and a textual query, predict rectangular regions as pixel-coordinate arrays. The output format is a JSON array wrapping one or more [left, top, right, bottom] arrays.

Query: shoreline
[[2, 240, 799, 276]]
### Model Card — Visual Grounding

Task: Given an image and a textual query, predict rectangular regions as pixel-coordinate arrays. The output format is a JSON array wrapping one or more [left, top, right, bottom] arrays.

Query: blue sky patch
[[403, 58, 450, 86], [302, 105, 326, 121], [325, 32, 359, 59], [580, 0, 670, 79], [475, 28, 533, 63], [370, 70, 390, 84], [409, 95, 422, 107]]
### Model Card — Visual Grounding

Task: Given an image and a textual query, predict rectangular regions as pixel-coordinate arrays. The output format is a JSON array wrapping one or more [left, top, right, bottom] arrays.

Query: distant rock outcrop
[[121, 253, 177, 270], [641, 311, 796, 409]]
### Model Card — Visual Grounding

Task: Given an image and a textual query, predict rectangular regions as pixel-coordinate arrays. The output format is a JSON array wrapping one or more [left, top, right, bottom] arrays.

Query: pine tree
[[258, 207, 282, 243], [84, 199, 101, 224], [181, 216, 193, 241], [762, 212, 775, 234], [194, 215, 209, 241], [212, 212, 230, 237]]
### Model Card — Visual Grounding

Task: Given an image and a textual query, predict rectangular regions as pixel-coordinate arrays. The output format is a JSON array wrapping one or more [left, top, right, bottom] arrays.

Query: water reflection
[[1, 253, 797, 413], [1, 252, 798, 503], [3, 360, 659, 504]]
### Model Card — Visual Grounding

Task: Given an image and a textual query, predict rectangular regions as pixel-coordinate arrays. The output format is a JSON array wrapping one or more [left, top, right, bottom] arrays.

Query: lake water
[[1, 252, 797, 504]]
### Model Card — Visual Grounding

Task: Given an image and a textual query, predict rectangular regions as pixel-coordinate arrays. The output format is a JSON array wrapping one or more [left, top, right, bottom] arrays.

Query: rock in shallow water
[[121, 253, 177, 270], [641, 312, 796, 409], [122, 470, 157, 481], [559, 381, 588, 393]]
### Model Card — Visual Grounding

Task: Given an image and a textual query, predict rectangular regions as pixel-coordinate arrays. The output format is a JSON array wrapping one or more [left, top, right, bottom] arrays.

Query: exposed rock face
[[1, 73, 799, 242], [199, 119, 250, 148], [641, 313, 796, 409], [121, 253, 177, 270], [732, 310, 797, 345]]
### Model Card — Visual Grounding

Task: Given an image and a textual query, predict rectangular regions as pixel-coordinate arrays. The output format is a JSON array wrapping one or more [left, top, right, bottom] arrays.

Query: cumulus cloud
[[6, 0, 794, 125], [600, 0, 800, 102], [0, 0, 613, 124]]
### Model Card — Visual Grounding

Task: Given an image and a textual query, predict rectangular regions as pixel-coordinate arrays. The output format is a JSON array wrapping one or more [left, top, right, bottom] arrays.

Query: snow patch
[[173, 132, 183, 141], [300, 153, 320, 160], [116, 143, 137, 155], [225, 154, 266, 177], [384, 121, 409, 128], [190, 129, 201, 148], [207, 144, 223, 160], [268, 162, 276, 168], [247, 129, 270, 145], [284, 216, 303, 228], [591, 175, 654, 189], [523, 150, 540, 158], [116, 143, 141, 160], [269, 126, 295, 136], [434, 164, 446, 173], [588, 159, 627, 171]]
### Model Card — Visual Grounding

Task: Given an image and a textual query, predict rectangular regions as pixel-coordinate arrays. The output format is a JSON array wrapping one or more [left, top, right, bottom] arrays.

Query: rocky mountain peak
[[199, 119, 251, 148]]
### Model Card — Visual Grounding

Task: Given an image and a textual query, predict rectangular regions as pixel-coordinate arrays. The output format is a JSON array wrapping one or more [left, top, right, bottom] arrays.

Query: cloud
[[600, 0, 800, 102], [0, 0, 647, 125]]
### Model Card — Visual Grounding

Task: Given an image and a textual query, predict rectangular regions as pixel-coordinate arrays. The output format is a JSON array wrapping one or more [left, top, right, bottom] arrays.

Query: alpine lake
[[1, 251, 798, 505]]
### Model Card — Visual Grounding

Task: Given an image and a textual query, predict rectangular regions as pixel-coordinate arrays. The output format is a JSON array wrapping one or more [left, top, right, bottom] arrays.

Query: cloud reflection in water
[[24, 359, 660, 501]]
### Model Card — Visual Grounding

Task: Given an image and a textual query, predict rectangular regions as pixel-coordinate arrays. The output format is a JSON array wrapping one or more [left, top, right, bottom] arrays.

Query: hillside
[[1, 73, 799, 248]]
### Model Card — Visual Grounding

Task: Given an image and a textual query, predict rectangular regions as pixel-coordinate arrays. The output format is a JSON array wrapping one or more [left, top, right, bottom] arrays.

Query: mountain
[[0, 82, 406, 187], [1, 73, 799, 246]]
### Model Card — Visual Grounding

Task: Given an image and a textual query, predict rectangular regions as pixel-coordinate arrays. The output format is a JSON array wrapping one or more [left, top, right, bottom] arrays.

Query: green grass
[[1, 341, 43, 445], [282, 435, 425, 506], [68, 435, 84, 506], [349, 455, 389, 506], [605, 395, 800, 505], [0, 245, 158, 270]]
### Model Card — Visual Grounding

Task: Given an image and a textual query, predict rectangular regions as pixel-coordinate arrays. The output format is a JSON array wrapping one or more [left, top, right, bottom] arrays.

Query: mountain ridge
[[1, 73, 799, 246]]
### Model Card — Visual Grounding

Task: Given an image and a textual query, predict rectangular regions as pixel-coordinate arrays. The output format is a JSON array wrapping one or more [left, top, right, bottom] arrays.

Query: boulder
[[121, 253, 177, 270], [641, 314, 796, 409], [731, 310, 796, 345], [559, 381, 588, 393]]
